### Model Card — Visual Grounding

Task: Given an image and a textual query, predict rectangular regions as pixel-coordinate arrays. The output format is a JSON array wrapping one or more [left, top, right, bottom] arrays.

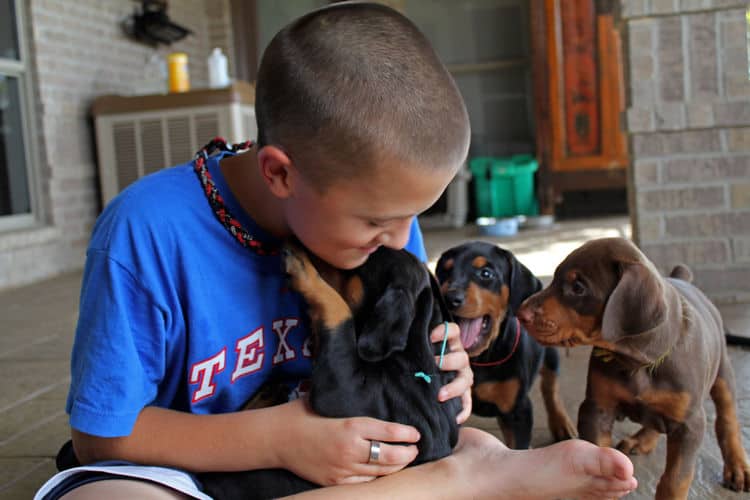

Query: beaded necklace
[[192, 137, 279, 256]]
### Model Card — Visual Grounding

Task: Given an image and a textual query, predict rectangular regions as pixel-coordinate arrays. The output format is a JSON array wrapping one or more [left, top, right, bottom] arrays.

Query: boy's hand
[[275, 398, 420, 486], [431, 322, 473, 424]]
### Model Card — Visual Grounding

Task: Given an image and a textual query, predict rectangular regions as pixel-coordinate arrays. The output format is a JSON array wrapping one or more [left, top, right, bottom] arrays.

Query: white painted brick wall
[[205, 0, 236, 77], [0, 0, 215, 290]]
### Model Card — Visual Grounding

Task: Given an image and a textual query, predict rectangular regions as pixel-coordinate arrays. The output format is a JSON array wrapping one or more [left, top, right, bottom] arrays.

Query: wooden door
[[531, 0, 628, 214]]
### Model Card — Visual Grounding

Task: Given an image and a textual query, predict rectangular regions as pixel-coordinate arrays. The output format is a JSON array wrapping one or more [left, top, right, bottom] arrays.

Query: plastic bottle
[[167, 52, 190, 93], [208, 47, 230, 89], [137, 53, 167, 95]]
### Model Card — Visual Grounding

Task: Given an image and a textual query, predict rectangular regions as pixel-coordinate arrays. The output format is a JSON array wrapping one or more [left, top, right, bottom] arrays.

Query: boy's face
[[285, 159, 456, 270]]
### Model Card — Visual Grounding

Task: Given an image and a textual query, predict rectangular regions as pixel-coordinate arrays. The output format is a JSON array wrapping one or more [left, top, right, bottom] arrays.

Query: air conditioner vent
[[167, 117, 192, 164], [140, 120, 165, 175], [95, 103, 257, 206], [113, 122, 139, 192], [194, 113, 220, 148]]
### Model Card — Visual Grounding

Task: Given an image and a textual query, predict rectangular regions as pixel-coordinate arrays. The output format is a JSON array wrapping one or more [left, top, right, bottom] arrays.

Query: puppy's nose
[[445, 289, 465, 309]]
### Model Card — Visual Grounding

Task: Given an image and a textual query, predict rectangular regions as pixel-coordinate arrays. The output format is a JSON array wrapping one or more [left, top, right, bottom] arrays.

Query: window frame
[[0, 0, 40, 231]]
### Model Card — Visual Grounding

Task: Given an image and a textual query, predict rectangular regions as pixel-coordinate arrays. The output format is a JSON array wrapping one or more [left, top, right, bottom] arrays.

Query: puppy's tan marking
[[457, 284, 510, 356], [456, 282, 508, 313], [618, 427, 661, 455], [658, 437, 694, 500], [541, 367, 578, 440], [638, 389, 691, 423], [472, 256, 487, 268], [474, 379, 520, 414], [588, 369, 633, 408], [585, 371, 628, 449], [711, 377, 750, 491], [441, 258, 453, 271], [499, 420, 516, 449], [284, 246, 351, 330], [343, 275, 364, 309], [534, 296, 598, 346], [499, 284, 509, 305]]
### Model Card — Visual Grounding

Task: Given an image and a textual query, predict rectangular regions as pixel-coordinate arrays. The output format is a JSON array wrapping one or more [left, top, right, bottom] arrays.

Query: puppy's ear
[[496, 248, 543, 311], [601, 262, 666, 341], [357, 286, 414, 362], [435, 249, 456, 282]]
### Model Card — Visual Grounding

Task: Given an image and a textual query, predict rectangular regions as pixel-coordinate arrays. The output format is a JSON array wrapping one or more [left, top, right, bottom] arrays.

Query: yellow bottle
[[167, 53, 190, 93]]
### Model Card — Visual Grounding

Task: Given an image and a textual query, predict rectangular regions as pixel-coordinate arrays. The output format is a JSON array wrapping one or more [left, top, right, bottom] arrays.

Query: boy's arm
[[72, 406, 287, 472], [72, 323, 472, 478], [72, 398, 421, 481]]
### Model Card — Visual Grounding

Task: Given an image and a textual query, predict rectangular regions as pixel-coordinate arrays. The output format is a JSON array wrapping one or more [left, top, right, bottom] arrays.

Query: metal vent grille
[[95, 103, 255, 205], [167, 117, 192, 164], [194, 113, 220, 148], [140, 120, 165, 175], [113, 122, 139, 191]]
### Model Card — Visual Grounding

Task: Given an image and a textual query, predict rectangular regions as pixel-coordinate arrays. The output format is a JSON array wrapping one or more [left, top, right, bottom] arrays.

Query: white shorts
[[34, 463, 211, 500]]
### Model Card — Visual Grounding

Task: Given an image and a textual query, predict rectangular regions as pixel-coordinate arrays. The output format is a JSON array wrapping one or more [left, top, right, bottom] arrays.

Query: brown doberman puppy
[[517, 237, 750, 499]]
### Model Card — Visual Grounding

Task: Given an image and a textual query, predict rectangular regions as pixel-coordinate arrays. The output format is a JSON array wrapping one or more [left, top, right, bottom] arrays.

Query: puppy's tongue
[[458, 317, 483, 349]]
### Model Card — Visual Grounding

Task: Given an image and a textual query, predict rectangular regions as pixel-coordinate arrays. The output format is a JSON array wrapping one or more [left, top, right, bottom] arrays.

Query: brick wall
[[0, 0, 215, 289], [205, 0, 236, 78], [623, 0, 750, 303]]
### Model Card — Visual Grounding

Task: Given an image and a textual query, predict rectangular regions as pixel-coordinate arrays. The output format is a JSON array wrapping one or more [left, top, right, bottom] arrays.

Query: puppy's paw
[[616, 428, 659, 456], [282, 241, 318, 295], [723, 457, 750, 492], [617, 437, 643, 455], [549, 411, 578, 441]]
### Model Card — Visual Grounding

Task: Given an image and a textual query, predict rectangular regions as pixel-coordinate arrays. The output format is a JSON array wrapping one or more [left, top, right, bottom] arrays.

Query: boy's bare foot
[[454, 427, 637, 500]]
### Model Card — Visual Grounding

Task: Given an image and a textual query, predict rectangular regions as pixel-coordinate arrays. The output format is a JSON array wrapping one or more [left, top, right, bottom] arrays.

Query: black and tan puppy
[[435, 241, 576, 449], [200, 243, 461, 499], [517, 237, 750, 499]]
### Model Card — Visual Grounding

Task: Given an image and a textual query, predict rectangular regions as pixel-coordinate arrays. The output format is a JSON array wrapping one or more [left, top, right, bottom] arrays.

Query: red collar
[[470, 317, 521, 367]]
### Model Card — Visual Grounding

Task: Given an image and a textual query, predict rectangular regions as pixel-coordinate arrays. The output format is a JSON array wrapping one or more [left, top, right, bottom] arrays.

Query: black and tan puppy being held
[[517, 237, 750, 499], [199, 242, 461, 499], [435, 241, 576, 450]]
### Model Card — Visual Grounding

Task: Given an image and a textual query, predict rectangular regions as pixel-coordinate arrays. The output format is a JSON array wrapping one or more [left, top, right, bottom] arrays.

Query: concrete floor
[[1, 216, 749, 499]]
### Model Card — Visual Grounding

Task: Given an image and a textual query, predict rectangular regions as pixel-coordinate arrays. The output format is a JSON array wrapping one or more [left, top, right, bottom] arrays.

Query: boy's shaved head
[[255, 1, 470, 189]]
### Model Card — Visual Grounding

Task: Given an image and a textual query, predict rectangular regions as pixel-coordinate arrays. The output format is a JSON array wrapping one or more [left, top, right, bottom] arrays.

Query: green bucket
[[469, 155, 539, 218]]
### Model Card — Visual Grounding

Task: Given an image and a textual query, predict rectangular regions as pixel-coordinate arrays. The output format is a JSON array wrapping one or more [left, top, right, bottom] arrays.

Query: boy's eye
[[368, 220, 385, 228]]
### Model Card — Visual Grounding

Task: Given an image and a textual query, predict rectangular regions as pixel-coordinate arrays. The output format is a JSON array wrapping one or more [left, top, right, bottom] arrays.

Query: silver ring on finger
[[368, 440, 381, 463]]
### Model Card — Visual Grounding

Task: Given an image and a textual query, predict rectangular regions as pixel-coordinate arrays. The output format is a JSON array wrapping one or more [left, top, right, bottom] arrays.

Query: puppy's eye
[[477, 268, 495, 280], [570, 279, 587, 296]]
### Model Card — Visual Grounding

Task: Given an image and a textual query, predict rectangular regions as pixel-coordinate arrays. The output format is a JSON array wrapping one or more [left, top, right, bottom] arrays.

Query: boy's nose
[[379, 219, 412, 250]]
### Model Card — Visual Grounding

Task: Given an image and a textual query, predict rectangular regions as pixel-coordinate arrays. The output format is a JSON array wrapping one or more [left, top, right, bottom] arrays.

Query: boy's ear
[[357, 286, 414, 362], [257, 145, 294, 198]]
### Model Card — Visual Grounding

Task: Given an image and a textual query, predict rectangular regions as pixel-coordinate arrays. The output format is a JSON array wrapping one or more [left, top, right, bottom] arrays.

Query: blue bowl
[[476, 217, 519, 237]]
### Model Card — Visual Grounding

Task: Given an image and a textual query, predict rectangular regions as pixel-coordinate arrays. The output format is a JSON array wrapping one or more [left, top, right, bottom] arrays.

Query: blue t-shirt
[[66, 151, 427, 438]]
